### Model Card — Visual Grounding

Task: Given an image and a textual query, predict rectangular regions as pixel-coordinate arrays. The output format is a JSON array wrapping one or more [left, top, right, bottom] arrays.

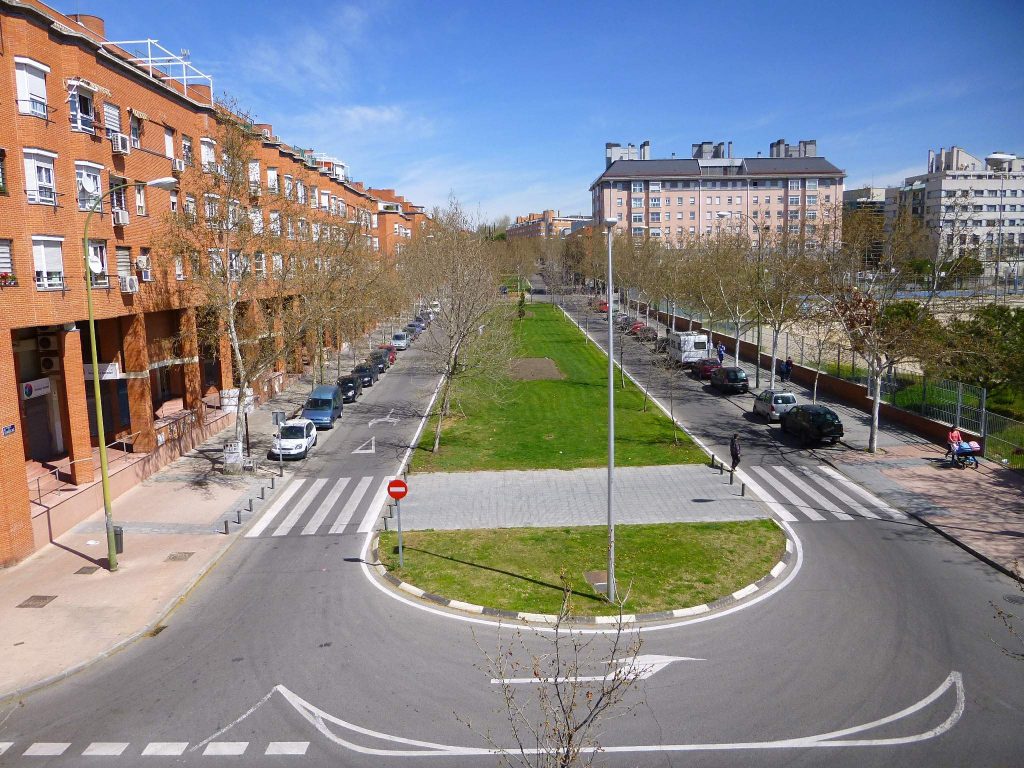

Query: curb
[[367, 527, 796, 627], [0, 462, 297, 705]]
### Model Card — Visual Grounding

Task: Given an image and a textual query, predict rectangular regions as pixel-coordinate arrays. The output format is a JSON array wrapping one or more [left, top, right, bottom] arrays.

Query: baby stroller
[[948, 440, 981, 469]]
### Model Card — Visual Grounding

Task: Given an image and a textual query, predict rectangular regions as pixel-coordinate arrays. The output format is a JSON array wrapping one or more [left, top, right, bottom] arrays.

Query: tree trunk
[[769, 328, 779, 391], [432, 379, 451, 454], [733, 320, 741, 365], [869, 364, 883, 453], [619, 338, 625, 389]]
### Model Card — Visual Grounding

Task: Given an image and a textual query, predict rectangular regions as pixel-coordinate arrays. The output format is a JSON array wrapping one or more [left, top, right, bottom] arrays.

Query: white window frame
[[14, 57, 49, 118], [0, 239, 14, 281], [788, 179, 801, 191], [102, 102, 122, 139], [115, 246, 132, 278], [199, 138, 217, 170], [164, 127, 175, 158], [88, 240, 109, 287], [788, 196, 800, 206], [175, 254, 186, 280], [649, 181, 661, 192], [806, 179, 818, 191], [129, 114, 142, 148], [631, 181, 644, 193], [75, 160, 103, 212], [267, 167, 279, 193], [23, 149, 57, 205], [32, 235, 65, 290]]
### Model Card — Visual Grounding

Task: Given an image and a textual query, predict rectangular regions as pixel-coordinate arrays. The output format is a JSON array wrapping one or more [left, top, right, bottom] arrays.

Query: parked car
[[692, 357, 723, 379], [368, 350, 390, 374], [337, 374, 363, 403], [752, 390, 798, 421], [404, 323, 421, 340], [409, 318, 426, 332], [268, 418, 317, 460], [429, 300, 441, 314], [377, 344, 398, 364], [352, 363, 379, 387], [627, 321, 647, 336], [595, 301, 609, 313], [637, 327, 659, 343], [710, 366, 749, 394], [780, 404, 845, 445], [301, 385, 343, 429], [391, 331, 410, 350]]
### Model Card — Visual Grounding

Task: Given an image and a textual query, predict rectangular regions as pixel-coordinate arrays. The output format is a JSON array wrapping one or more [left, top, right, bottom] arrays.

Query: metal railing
[[32, 431, 142, 504]]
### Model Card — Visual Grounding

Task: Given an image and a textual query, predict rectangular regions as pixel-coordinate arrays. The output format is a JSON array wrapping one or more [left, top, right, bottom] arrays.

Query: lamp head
[[715, 211, 730, 219], [603, 217, 617, 230], [146, 177, 179, 190]]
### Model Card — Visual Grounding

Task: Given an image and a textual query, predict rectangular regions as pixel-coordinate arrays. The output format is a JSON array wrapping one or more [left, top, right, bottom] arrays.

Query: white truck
[[666, 331, 711, 368]]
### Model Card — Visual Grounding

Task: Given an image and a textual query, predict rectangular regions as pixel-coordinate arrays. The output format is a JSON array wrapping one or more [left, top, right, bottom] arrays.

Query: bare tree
[[475, 587, 644, 767]]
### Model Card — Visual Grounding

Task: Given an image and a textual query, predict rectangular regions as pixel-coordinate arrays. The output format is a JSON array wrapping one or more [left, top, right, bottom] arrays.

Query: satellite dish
[[88, 253, 104, 274]]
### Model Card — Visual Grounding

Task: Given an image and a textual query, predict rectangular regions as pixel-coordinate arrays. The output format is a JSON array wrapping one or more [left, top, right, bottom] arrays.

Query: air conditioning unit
[[140, 269, 153, 282], [40, 355, 61, 374], [111, 133, 131, 155], [36, 333, 60, 352], [112, 209, 130, 226], [171, 158, 186, 173], [119, 274, 139, 293]]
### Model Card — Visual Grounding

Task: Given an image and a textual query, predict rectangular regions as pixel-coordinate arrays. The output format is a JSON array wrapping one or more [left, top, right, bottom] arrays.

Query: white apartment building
[[889, 146, 1024, 279], [591, 139, 845, 242]]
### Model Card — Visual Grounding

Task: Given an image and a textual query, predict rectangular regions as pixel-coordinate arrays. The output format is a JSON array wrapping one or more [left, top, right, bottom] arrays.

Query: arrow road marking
[[490, 654, 703, 684], [368, 408, 399, 428], [352, 436, 375, 454]]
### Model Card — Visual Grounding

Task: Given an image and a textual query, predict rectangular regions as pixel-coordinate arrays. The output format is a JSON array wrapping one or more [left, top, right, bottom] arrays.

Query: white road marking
[[0, 743, 11, 755], [491, 654, 703, 684], [272, 478, 329, 536], [83, 742, 129, 756], [368, 408, 399, 427], [202, 741, 248, 755], [751, 466, 824, 519], [735, 469, 798, 522], [352, 436, 376, 454], [804, 466, 879, 518], [331, 476, 373, 534], [245, 480, 305, 538], [276, 670, 963, 756], [24, 742, 70, 756], [817, 465, 906, 519], [265, 742, 309, 755], [732, 584, 759, 600], [301, 477, 351, 535], [776, 466, 853, 520], [141, 742, 188, 756], [356, 477, 391, 534]]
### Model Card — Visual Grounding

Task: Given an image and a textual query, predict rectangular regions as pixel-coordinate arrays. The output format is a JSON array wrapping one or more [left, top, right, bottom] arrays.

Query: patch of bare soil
[[510, 357, 565, 381]]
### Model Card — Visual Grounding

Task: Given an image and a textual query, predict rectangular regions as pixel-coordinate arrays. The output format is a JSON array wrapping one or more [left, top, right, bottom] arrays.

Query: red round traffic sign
[[387, 479, 408, 500]]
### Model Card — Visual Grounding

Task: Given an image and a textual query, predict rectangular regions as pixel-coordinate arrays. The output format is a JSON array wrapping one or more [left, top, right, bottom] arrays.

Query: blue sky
[[65, 0, 1024, 222]]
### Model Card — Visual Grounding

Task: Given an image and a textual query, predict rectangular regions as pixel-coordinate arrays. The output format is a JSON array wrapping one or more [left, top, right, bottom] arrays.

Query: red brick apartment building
[[0, 0, 424, 565]]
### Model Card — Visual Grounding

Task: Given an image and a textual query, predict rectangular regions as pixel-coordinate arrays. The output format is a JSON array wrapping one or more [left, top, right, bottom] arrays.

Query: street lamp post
[[717, 211, 767, 387], [603, 217, 617, 603], [82, 176, 178, 571], [986, 153, 1015, 303]]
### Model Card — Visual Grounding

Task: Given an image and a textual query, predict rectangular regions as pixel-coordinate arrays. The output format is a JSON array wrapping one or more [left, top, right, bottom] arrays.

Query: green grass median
[[410, 303, 705, 472], [379, 520, 784, 616]]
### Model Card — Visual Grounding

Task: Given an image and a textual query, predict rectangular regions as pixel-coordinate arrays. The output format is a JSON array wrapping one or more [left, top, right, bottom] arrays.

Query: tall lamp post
[[986, 152, 1016, 302], [717, 211, 768, 387], [82, 176, 178, 571], [603, 217, 618, 602]]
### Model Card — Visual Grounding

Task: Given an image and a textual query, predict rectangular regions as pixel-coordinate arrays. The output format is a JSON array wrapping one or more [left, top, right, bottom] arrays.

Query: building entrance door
[[23, 395, 54, 460]]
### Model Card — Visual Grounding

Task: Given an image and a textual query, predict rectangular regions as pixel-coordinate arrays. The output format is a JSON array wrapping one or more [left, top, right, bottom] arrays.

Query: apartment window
[[15, 58, 50, 117], [284, 175, 294, 199], [714, 196, 721, 205], [129, 115, 142, 148], [169, 190, 178, 213], [650, 197, 661, 207], [32, 236, 64, 289], [788, 224, 800, 233], [677, 197, 684, 205], [631, 181, 644, 193], [616, 197, 623, 207], [788, 211, 800, 221], [705, 212, 712, 220], [631, 197, 643, 207], [184, 195, 196, 220], [650, 212, 661, 222], [631, 227, 645, 237], [777, 196, 784, 204], [135, 184, 147, 216], [788, 179, 801, 191], [806, 224, 816, 235], [649, 181, 661, 192], [23, 150, 57, 204], [776, 210, 784, 218], [296, 180, 306, 204], [175, 254, 185, 280], [788, 196, 800, 206], [372, 237, 379, 252], [254, 251, 266, 278], [182, 136, 194, 166], [0, 149, 6, 195], [752, 195, 759, 204], [248, 207, 264, 234], [267, 168, 279, 193], [204, 194, 219, 222], [824, 195, 831, 203], [807, 210, 818, 220], [88, 240, 108, 286], [807, 195, 818, 206], [247, 160, 261, 192], [75, 162, 103, 211], [199, 138, 216, 170], [689, 226, 696, 234], [631, 213, 643, 223], [272, 252, 283, 275], [269, 211, 281, 235], [688, 197, 695, 205], [103, 103, 122, 139], [115, 246, 132, 278], [689, 211, 695, 220], [163, 127, 174, 158], [676, 212, 683, 220], [208, 248, 224, 277], [806, 179, 818, 191], [650, 228, 662, 237], [0, 239, 13, 283], [616, 212, 623, 221], [751, 210, 759, 219], [727, 196, 733, 205], [109, 175, 127, 211], [310, 186, 318, 210], [705, 196, 711, 205], [320, 190, 330, 210]]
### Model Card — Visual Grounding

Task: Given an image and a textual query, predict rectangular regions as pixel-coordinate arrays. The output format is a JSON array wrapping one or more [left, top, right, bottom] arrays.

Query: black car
[[404, 323, 421, 339], [710, 366, 749, 394], [352, 363, 379, 387], [368, 350, 389, 374], [780, 404, 844, 445], [337, 374, 363, 403]]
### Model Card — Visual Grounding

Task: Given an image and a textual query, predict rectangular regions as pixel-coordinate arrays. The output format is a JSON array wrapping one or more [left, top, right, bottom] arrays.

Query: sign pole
[[396, 497, 404, 568], [386, 478, 409, 568]]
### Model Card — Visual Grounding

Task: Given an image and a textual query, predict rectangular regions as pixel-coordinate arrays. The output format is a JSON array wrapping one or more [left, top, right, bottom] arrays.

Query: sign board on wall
[[83, 362, 122, 381], [219, 388, 255, 413], [20, 377, 52, 400], [2, 424, 15, 437]]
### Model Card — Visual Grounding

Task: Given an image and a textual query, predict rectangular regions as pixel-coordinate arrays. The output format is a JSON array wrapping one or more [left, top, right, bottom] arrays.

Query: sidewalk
[[0, 374, 314, 702], [600, 299, 1024, 576]]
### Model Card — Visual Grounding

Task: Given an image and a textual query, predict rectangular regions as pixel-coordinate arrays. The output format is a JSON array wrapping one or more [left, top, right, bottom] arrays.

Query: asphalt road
[[1, 308, 1022, 766]]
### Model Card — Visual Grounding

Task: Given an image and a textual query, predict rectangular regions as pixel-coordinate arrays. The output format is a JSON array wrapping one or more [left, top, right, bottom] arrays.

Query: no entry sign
[[387, 479, 408, 500]]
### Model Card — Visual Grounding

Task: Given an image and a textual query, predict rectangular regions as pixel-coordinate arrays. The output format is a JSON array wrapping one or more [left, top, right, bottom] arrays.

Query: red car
[[377, 344, 397, 364], [627, 321, 647, 335], [595, 301, 609, 313], [692, 357, 722, 379]]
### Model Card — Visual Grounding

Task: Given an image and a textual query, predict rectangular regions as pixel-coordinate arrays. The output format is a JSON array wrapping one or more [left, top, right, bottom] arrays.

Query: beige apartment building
[[591, 139, 845, 242], [506, 210, 591, 239]]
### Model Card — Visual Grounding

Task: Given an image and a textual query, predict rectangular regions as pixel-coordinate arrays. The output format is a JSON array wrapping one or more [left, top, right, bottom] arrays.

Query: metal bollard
[[258, 486, 265, 500], [247, 498, 253, 512], [270, 476, 275, 489], [223, 520, 230, 535], [730, 470, 734, 485], [719, 464, 724, 475], [741, 483, 746, 497], [236, 509, 242, 524]]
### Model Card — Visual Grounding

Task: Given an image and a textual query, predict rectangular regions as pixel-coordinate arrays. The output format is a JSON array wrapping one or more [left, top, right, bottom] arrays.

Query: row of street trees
[[566, 204, 985, 452]]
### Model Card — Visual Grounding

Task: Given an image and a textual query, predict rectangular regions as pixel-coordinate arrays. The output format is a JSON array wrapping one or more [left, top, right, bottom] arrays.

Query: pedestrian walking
[[781, 356, 793, 383], [717, 342, 726, 364], [729, 433, 741, 471]]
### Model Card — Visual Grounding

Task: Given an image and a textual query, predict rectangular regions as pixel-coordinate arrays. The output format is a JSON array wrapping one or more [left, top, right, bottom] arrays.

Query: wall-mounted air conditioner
[[36, 333, 60, 352], [111, 133, 131, 155], [40, 355, 61, 374], [119, 275, 139, 293], [112, 209, 130, 226], [171, 158, 186, 173]]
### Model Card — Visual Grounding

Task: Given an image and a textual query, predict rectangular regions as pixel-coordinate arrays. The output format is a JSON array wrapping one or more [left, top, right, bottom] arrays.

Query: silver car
[[752, 390, 798, 421]]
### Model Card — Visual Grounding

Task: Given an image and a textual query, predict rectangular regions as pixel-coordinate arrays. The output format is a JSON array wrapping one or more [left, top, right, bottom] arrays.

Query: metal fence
[[984, 411, 1024, 469]]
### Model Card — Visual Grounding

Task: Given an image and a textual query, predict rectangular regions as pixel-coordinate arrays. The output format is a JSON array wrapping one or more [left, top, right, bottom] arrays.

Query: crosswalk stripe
[[203, 741, 248, 756], [740, 469, 797, 521], [273, 478, 329, 536], [816, 465, 906, 519], [776, 466, 854, 520], [24, 743, 70, 756], [245, 480, 305, 538], [142, 742, 188, 756], [805, 467, 880, 519], [83, 742, 129, 756], [357, 477, 392, 533], [266, 741, 309, 755], [302, 477, 351, 535], [330, 476, 374, 534], [0, 743, 11, 755], [750, 466, 826, 520]]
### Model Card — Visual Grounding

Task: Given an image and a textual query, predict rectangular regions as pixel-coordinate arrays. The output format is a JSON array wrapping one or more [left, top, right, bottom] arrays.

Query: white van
[[667, 331, 711, 368]]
